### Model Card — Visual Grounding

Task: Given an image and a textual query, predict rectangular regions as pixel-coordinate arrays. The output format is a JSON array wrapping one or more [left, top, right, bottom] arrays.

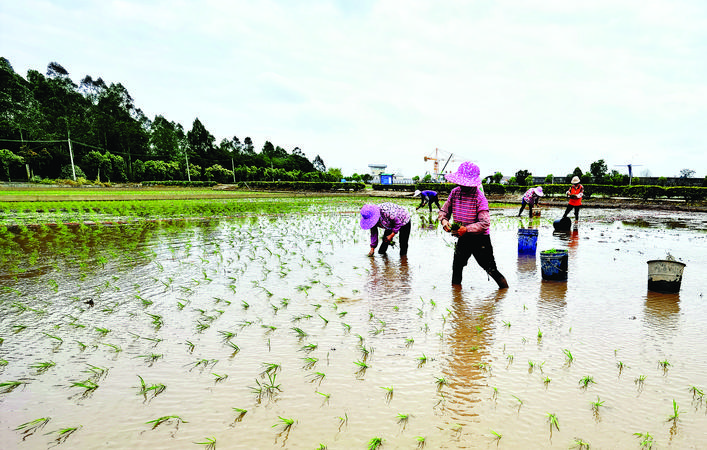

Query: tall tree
[[514, 169, 531, 186], [590, 160, 607, 182], [313, 155, 326, 172], [186, 118, 216, 174]]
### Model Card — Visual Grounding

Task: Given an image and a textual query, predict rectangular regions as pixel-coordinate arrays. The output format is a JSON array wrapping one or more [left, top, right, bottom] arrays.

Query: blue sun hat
[[444, 161, 482, 187], [359, 204, 381, 229]]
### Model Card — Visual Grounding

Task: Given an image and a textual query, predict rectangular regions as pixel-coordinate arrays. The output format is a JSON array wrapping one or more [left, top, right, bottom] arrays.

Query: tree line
[[0, 58, 337, 183]]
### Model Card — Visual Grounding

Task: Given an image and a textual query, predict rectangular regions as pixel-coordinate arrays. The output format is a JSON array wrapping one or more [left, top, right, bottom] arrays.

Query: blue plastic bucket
[[540, 249, 569, 281], [517, 228, 539, 254]]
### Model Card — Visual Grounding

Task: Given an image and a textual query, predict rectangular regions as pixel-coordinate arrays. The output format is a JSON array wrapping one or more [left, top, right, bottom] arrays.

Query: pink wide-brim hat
[[444, 161, 482, 187], [359, 204, 380, 229], [534, 186, 544, 196]]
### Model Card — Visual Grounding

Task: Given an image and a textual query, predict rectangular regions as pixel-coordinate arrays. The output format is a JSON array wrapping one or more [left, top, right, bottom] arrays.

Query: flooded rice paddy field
[[0, 199, 705, 449]]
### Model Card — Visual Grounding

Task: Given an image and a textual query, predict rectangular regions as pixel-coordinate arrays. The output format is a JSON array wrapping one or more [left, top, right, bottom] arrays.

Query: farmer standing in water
[[438, 161, 509, 289]]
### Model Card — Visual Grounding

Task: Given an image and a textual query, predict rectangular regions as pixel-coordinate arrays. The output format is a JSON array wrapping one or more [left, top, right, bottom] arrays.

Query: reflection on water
[[552, 226, 579, 253], [443, 288, 506, 422], [538, 280, 568, 314], [643, 291, 681, 332], [365, 254, 411, 300], [516, 255, 537, 284]]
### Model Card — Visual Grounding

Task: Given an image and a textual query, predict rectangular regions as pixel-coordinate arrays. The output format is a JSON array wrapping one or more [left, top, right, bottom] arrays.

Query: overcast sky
[[2, 0, 706, 179]]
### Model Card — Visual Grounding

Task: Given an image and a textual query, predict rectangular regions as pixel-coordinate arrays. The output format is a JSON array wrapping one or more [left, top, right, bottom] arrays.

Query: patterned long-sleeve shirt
[[522, 188, 540, 205], [369, 202, 411, 247], [438, 187, 490, 235]]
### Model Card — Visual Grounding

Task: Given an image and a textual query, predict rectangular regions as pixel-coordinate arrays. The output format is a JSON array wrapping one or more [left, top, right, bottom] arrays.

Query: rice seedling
[[563, 348, 574, 365], [232, 407, 247, 422], [292, 327, 308, 339], [397, 413, 411, 429], [579, 375, 595, 389], [136, 353, 163, 366], [543, 376, 551, 386], [316, 390, 331, 403], [616, 361, 627, 375], [635, 374, 647, 387], [512, 395, 523, 409], [667, 399, 680, 422], [359, 345, 374, 360], [137, 375, 166, 400], [309, 372, 326, 384], [273, 416, 295, 431], [405, 337, 414, 348], [47, 425, 81, 444], [317, 444, 327, 450], [15, 417, 51, 440], [189, 358, 218, 371], [260, 362, 281, 376], [185, 340, 195, 353], [417, 354, 428, 367], [0, 359, 7, 367], [261, 324, 277, 333], [195, 436, 216, 449], [84, 364, 108, 380], [546, 412, 560, 432], [689, 385, 704, 400], [435, 376, 448, 391], [381, 386, 394, 403], [414, 436, 427, 449], [94, 327, 111, 337], [537, 328, 543, 340], [302, 357, 318, 370], [101, 342, 122, 353], [354, 360, 370, 377], [30, 360, 56, 374], [213, 373, 228, 383], [502, 320, 511, 328], [43, 332, 63, 344], [591, 396, 605, 413], [367, 437, 383, 450], [571, 438, 591, 449], [341, 322, 351, 333], [634, 431, 654, 449], [226, 341, 240, 356], [490, 429, 502, 442], [71, 379, 99, 397], [1, 380, 27, 393], [146, 313, 163, 329], [300, 343, 318, 353], [658, 359, 671, 373], [145, 415, 188, 430]]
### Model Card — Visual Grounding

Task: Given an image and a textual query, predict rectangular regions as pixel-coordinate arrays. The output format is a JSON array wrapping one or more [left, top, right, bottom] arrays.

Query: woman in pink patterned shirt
[[439, 162, 508, 288], [360, 202, 411, 257]]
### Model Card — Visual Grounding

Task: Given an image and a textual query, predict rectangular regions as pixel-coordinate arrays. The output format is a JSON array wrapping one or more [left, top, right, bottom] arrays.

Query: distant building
[[368, 164, 387, 176]]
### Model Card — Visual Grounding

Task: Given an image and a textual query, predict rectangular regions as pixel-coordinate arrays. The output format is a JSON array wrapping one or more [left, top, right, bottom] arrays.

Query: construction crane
[[424, 148, 456, 180]]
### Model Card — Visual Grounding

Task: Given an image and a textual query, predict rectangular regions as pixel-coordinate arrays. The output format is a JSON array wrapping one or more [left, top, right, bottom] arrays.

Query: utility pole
[[231, 158, 236, 183], [185, 149, 191, 182], [66, 125, 77, 181]]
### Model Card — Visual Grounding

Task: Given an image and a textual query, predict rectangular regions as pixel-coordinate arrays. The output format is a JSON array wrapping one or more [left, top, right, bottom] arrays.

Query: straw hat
[[571, 176, 580, 184], [534, 186, 544, 197], [444, 161, 482, 187], [359, 204, 380, 229]]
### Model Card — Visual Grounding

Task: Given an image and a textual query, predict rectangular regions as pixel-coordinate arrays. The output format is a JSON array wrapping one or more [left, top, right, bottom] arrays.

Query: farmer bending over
[[360, 202, 411, 257], [413, 190, 442, 212]]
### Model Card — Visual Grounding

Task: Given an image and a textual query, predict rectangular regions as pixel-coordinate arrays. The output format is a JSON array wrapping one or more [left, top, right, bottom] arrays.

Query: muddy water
[[0, 206, 705, 449]]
